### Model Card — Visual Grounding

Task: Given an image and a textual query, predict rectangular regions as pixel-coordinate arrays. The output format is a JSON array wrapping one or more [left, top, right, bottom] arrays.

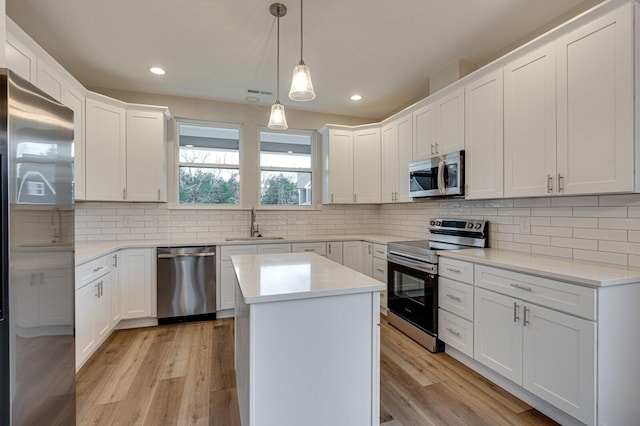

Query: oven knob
[[466, 223, 473, 229], [474, 223, 482, 229], [430, 220, 435, 226], [435, 221, 441, 226]]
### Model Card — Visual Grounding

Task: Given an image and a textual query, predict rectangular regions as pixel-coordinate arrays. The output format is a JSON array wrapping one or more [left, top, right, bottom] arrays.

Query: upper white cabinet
[[555, 4, 634, 195], [465, 69, 504, 199], [504, 44, 557, 198], [36, 59, 64, 102], [381, 113, 413, 203], [413, 87, 464, 161], [61, 87, 86, 200], [322, 126, 380, 204], [126, 106, 168, 201], [5, 30, 36, 83], [85, 93, 168, 201]]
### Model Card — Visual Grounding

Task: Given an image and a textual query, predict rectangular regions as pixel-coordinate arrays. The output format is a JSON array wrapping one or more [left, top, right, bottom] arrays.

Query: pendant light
[[268, 3, 288, 130], [288, 0, 315, 101]]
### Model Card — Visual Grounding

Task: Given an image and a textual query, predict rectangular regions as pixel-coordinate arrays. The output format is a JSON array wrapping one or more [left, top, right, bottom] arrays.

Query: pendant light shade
[[268, 101, 288, 129], [288, 0, 315, 101], [268, 3, 288, 130]]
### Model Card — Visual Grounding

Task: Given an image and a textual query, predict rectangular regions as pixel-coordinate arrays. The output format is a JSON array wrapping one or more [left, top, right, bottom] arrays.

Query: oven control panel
[[429, 218, 487, 233]]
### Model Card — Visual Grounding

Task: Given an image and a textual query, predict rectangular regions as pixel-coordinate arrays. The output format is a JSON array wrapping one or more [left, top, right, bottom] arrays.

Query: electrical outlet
[[123, 216, 131, 227], [519, 217, 530, 234]]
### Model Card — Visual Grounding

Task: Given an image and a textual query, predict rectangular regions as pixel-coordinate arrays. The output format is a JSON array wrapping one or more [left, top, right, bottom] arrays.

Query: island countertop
[[231, 252, 386, 304]]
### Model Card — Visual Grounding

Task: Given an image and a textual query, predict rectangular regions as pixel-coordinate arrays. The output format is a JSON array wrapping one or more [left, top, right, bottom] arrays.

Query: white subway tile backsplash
[[514, 234, 551, 245], [530, 226, 572, 237], [551, 217, 598, 228], [573, 228, 627, 241], [599, 194, 640, 207], [531, 207, 573, 217], [573, 206, 627, 218], [599, 240, 640, 255], [599, 218, 640, 230], [514, 198, 551, 207], [550, 237, 598, 250], [531, 244, 572, 258], [550, 196, 598, 207], [573, 249, 627, 266]]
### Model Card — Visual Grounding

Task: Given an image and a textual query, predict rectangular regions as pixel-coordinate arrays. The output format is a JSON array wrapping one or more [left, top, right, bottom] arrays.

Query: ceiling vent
[[247, 89, 273, 96]]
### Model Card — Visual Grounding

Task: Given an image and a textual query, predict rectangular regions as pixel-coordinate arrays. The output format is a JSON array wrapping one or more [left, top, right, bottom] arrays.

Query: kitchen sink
[[224, 236, 285, 241]]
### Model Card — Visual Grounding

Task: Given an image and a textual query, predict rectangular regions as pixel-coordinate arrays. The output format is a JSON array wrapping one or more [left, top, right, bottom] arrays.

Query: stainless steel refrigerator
[[0, 69, 75, 425]]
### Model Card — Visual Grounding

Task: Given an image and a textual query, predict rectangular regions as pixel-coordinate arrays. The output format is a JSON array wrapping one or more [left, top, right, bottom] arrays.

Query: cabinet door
[[61, 87, 86, 200], [118, 248, 154, 319], [220, 261, 237, 311], [326, 241, 343, 264], [95, 273, 111, 340], [412, 103, 436, 160], [361, 242, 374, 277], [126, 108, 167, 201], [504, 44, 556, 198], [435, 87, 465, 155], [381, 123, 398, 203], [292, 242, 327, 256], [257, 244, 292, 254], [6, 34, 36, 83], [342, 241, 362, 272], [474, 288, 522, 384], [522, 304, 596, 425], [36, 59, 63, 101], [556, 4, 633, 194], [85, 97, 127, 201], [372, 257, 387, 283], [325, 129, 353, 203], [110, 254, 120, 327], [396, 114, 413, 202], [353, 128, 381, 203], [75, 283, 97, 368], [465, 69, 504, 199]]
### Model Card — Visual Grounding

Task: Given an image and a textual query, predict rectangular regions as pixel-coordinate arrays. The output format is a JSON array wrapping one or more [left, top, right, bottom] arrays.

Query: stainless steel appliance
[[157, 246, 216, 324], [1, 69, 75, 424], [409, 150, 464, 198], [387, 218, 487, 352]]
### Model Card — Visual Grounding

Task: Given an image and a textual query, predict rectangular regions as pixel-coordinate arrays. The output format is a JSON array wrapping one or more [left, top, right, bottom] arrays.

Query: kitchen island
[[232, 252, 385, 426]]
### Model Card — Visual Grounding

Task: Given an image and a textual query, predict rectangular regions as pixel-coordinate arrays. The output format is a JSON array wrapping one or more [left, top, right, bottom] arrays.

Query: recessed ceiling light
[[350, 94, 362, 101], [246, 96, 260, 102], [149, 66, 166, 75]]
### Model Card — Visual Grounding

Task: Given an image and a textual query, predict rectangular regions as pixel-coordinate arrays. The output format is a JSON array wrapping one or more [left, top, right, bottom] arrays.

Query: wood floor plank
[[160, 322, 198, 380], [210, 320, 236, 392], [143, 377, 186, 426], [210, 388, 241, 426], [79, 401, 121, 426]]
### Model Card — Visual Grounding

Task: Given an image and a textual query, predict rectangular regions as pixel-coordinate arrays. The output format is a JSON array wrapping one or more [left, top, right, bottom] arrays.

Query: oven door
[[387, 253, 438, 336]]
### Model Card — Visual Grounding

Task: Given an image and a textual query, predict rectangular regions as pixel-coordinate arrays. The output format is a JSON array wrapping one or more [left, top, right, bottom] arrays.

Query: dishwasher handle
[[157, 252, 216, 259]]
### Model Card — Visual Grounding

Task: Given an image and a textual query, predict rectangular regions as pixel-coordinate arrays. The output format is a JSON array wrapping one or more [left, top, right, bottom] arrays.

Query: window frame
[[172, 117, 244, 209], [257, 126, 319, 210]]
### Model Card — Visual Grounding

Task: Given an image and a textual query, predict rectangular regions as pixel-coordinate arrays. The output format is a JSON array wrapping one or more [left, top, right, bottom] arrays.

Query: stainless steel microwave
[[409, 150, 464, 198]]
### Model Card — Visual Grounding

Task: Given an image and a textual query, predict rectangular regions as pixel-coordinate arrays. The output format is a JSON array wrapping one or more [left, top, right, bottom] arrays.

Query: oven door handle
[[437, 160, 446, 195], [387, 253, 437, 274]]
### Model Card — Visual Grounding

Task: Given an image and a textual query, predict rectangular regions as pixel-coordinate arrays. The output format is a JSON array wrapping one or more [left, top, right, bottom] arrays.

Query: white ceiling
[[6, 0, 603, 120]]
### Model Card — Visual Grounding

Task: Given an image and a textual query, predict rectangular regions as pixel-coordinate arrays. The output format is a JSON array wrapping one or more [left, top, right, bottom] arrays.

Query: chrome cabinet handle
[[558, 174, 564, 192], [523, 306, 530, 326], [353, 194, 357, 203], [113, 254, 118, 268], [446, 328, 460, 337], [375, 268, 385, 273], [303, 248, 315, 252], [123, 188, 126, 200], [328, 244, 332, 254], [446, 294, 461, 302], [331, 193, 334, 203], [510, 283, 532, 292], [157, 189, 161, 201], [430, 144, 435, 155], [368, 244, 372, 255], [446, 267, 461, 273], [547, 174, 553, 193], [95, 284, 100, 298], [435, 143, 439, 153], [513, 302, 520, 323], [93, 266, 104, 273]]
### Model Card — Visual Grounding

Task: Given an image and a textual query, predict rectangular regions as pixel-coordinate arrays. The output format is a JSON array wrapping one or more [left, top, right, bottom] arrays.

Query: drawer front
[[439, 277, 474, 321], [439, 257, 474, 284], [292, 242, 327, 256], [475, 265, 597, 320], [76, 254, 112, 288], [220, 245, 258, 260], [438, 309, 473, 358], [373, 243, 388, 259], [373, 257, 387, 283], [257, 243, 292, 254]]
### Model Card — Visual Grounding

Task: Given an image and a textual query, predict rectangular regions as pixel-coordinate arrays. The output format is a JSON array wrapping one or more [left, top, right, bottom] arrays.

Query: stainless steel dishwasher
[[157, 246, 216, 324]]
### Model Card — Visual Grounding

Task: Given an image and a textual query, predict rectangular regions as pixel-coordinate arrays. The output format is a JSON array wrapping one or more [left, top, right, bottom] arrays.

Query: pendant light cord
[[276, 13, 280, 103], [300, 0, 304, 63]]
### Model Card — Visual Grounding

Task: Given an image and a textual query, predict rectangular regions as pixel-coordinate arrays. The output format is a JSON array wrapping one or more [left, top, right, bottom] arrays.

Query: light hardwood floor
[[76, 317, 557, 425]]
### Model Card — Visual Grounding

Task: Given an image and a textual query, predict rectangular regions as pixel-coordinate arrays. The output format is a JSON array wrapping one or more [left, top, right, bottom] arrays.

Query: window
[[178, 122, 240, 205], [260, 130, 313, 206]]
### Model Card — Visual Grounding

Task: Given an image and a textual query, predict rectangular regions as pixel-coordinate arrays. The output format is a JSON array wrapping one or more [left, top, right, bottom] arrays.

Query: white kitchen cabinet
[[61, 86, 86, 200], [126, 106, 168, 201], [413, 87, 464, 161], [353, 128, 381, 203], [85, 93, 127, 201], [322, 127, 354, 203], [257, 243, 292, 254], [292, 242, 327, 256], [219, 245, 258, 311], [36, 59, 63, 101], [361, 242, 374, 277], [118, 248, 155, 319], [381, 113, 413, 203], [109, 253, 120, 327], [465, 69, 504, 199], [326, 241, 343, 264], [556, 4, 634, 195], [5, 29, 36, 83], [504, 44, 557, 198], [474, 287, 595, 425], [342, 241, 363, 272]]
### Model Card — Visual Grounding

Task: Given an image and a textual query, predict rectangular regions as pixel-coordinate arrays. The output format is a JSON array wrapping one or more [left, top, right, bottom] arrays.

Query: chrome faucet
[[250, 207, 260, 237]]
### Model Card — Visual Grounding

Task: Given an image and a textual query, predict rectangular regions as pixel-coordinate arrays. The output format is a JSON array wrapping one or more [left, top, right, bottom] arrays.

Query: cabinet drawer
[[373, 258, 387, 283], [292, 242, 327, 256], [439, 277, 474, 321], [220, 245, 258, 260], [373, 243, 387, 259], [438, 309, 473, 358], [257, 243, 292, 254], [475, 265, 596, 320], [439, 257, 474, 284], [76, 254, 112, 289]]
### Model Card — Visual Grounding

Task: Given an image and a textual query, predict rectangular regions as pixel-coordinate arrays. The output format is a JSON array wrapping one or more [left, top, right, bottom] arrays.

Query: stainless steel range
[[387, 218, 488, 352]]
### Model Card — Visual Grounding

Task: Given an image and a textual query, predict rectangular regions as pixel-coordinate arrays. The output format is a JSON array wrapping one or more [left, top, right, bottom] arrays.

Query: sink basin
[[224, 236, 285, 242]]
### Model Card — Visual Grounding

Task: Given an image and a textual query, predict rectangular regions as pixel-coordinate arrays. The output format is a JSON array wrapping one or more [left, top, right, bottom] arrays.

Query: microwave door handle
[[437, 160, 446, 195]]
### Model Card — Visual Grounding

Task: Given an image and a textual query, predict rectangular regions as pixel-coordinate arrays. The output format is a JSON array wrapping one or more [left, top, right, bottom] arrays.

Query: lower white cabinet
[[257, 243, 291, 254], [118, 248, 155, 319], [292, 242, 327, 256], [361, 242, 374, 277], [474, 287, 596, 424], [343, 241, 362, 272], [219, 245, 258, 311], [326, 241, 343, 264]]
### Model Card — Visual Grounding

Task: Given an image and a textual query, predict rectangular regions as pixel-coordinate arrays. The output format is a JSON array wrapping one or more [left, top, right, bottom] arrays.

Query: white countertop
[[439, 248, 640, 287], [74, 234, 410, 264], [231, 252, 385, 304]]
